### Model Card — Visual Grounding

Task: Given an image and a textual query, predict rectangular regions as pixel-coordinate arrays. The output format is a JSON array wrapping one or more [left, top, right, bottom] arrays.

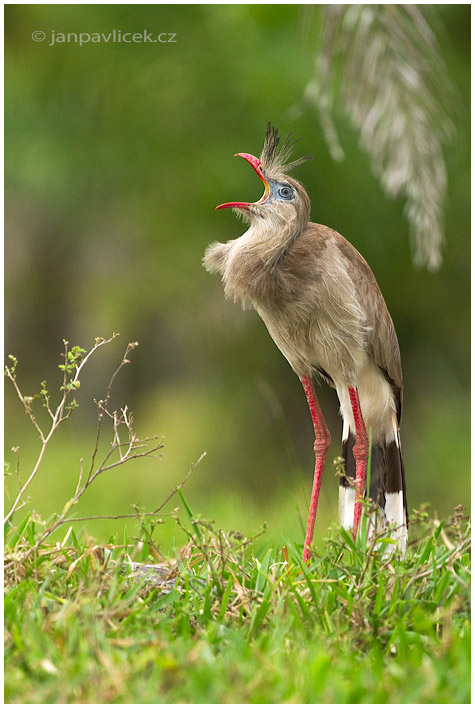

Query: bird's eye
[[278, 185, 293, 200]]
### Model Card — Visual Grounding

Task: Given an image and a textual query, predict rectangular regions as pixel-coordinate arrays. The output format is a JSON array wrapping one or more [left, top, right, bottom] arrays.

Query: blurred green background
[[5, 5, 470, 551]]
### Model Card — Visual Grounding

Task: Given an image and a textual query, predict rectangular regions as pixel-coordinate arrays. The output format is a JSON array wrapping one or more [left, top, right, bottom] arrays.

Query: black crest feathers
[[259, 123, 313, 175]]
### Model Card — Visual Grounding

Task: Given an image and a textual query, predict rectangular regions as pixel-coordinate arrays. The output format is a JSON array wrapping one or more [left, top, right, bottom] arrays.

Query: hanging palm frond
[[301, 5, 456, 271]]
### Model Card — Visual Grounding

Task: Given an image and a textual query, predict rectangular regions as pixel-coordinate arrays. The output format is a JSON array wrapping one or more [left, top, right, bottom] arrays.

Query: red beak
[[216, 153, 270, 210]]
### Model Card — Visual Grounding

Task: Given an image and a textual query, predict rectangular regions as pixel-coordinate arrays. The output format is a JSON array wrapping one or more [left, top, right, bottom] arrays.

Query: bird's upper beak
[[216, 153, 270, 210]]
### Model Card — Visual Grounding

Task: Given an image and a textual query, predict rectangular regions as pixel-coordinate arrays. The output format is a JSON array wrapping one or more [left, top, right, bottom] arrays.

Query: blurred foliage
[[5, 5, 470, 548]]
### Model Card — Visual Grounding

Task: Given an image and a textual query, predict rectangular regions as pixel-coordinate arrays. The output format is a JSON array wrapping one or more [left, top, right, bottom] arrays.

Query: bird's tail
[[338, 424, 408, 553]]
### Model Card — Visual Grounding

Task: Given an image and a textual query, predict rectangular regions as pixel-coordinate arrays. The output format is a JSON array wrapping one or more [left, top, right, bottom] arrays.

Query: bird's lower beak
[[216, 152, 270, 210]]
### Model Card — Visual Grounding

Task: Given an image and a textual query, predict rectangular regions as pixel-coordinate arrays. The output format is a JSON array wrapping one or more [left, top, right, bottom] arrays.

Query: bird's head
[[216, 124, 313, 229]]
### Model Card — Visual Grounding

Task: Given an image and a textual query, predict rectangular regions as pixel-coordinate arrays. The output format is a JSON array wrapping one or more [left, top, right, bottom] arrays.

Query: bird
[[203, 124, 408, 562]]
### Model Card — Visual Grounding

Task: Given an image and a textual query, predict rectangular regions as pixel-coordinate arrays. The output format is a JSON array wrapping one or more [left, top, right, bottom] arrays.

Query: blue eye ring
[[278, 185, 293, 200]]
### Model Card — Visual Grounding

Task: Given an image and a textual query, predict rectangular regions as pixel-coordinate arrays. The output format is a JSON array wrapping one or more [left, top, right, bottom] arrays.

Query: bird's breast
[[256, 300, 368, 382]]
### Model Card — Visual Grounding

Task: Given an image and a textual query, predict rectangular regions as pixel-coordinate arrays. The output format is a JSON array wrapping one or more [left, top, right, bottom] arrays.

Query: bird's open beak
[[216, 153, 270, 210]]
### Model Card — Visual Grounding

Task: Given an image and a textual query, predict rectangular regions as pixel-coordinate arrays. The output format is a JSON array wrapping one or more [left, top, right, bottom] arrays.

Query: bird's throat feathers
[[204, 216, 308, 309]]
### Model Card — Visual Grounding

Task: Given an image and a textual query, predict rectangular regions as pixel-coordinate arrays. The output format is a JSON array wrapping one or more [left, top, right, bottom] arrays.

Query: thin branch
[[87, 340, 137, 483], [152, 451, 207, 514], [4, 335, 118, 525], [4, 367, 45, 442], [4, 425, 56, 526], [52, 510, 177, 524], [85, 442, 164, 488]]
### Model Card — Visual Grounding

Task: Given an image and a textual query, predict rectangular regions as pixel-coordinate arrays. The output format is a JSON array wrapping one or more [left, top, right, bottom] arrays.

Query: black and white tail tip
[[339, 420, 408, 553]]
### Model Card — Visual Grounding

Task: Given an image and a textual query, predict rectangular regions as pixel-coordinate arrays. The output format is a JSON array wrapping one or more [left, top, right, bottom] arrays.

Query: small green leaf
[[7, 354, 18, 376]]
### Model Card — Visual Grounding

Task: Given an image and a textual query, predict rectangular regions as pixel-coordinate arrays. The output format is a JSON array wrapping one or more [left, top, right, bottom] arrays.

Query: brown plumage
[[204, 125, 407, 560]]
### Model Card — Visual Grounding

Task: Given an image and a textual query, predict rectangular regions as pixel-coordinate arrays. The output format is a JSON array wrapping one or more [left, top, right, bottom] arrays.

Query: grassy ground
[[4, 342, 471, 702], [4, 502, 470, 704]]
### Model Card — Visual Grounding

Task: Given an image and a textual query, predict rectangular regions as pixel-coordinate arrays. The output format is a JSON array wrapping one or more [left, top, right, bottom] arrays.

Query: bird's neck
[[222, 214, 307, 307], [240, 212, 303, 264]]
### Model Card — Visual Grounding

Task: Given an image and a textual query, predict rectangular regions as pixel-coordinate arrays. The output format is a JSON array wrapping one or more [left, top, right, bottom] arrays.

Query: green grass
[[4, 504, 471, 703]]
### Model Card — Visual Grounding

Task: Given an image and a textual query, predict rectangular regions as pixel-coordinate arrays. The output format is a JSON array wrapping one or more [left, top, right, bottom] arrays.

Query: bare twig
[[4, 335, 118, 526], [152, 452, 207, 515], [87, 340, 138, 483], [52, 510, 177, 524]]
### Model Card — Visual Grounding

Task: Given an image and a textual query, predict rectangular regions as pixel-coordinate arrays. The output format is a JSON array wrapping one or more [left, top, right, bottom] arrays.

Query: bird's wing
[[329, 228, 403, 418]]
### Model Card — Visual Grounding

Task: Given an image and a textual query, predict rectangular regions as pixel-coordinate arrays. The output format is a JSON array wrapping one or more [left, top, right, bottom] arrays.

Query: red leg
[[300, 376, 331, 563], [348, 387, 369, 540]]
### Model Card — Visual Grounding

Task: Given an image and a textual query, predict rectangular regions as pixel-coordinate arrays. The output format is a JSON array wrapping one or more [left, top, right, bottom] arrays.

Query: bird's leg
[[300, 375, 331, 563], [348, 386, 369, 541]]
